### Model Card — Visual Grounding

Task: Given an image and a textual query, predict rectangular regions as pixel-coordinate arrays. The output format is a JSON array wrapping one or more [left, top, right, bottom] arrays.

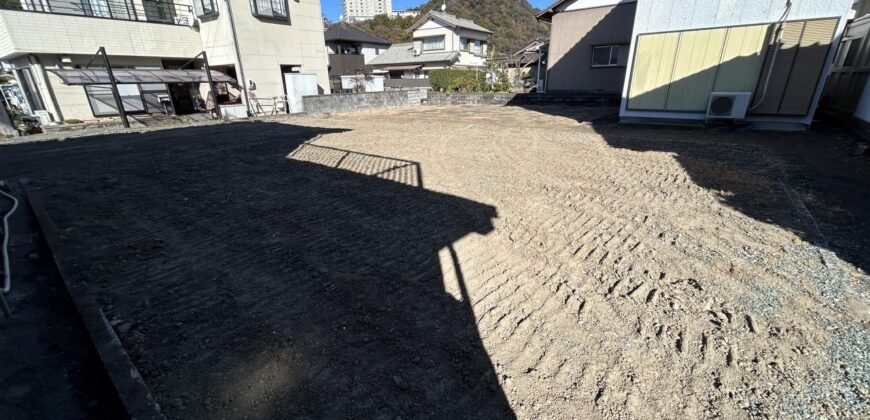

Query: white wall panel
[[634, 0, 851, 33], [561, 0, 636, 11], [689, 1, 718, 28], [741, 0, 775, 23], [648, 0, 675, 31], [670, 0, 696, 29], [714, 0, 743, 27]]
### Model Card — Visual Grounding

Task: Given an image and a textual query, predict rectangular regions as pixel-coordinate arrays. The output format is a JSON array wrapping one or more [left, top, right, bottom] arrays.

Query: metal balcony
[[4, 0, 195, 26]]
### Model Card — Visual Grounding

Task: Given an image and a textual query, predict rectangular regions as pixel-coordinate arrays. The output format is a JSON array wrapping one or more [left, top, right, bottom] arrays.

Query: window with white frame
[[460, 38, 486, 55], [192, 0, 218, 17], [422, 36, 445, 51], [250, 0, 287, 19], [591, 45, 629, 67]]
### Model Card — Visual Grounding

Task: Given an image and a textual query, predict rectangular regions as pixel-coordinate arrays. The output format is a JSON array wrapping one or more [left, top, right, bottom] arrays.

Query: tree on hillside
[[331, 15, 418, 44], [416, 0, 549, 54], [330, 0, 549, 54]]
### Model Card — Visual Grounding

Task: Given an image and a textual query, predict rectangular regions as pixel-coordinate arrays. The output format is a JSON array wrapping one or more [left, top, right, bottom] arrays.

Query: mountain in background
[[337, 0, 549, 54]]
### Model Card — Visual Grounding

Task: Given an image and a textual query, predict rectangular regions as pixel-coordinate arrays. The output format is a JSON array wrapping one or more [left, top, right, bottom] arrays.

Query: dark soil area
[[0, 184, 125, 420], [0, 123, 513, 419]]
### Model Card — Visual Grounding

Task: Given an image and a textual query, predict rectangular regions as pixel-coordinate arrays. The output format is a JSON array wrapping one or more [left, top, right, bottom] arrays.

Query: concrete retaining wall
[[300, 90, 618, 115], [303, 89, 428, 115], [427, 92, 620, 106]]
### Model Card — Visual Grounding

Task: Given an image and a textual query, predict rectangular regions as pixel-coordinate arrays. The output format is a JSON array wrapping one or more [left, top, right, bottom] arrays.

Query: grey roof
[[324, 24, 391, 45], [411, 11, 492, 34], [536, 0, 572, 21], [537, 0, 637, 21], [368, 42, 460, 66], [496, 37, 549, 66]]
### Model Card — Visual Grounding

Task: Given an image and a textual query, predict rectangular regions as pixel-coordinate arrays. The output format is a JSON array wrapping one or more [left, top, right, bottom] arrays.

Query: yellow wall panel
[[778, 18, 838, 115], [628, 32, 679, 110], [714, 25, 770, 92], [666, 28, 727, 111], [750, 21, 805, 114], [751, 17, 838, 115], [628, 18, 836, 116]]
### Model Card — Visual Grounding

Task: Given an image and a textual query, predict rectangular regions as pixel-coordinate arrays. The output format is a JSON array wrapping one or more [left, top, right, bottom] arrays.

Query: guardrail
[[3, 0, 194, 26]]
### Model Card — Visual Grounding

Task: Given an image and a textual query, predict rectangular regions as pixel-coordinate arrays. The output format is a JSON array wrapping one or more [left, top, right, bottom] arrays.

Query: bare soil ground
[[0, 184, 125, 419], [0, 105, 867, 419]]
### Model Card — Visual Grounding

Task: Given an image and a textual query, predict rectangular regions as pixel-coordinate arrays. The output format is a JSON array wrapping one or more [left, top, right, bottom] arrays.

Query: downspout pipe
[[751, 0, 793, 111], [224, 0, 251, 116], [27, 55, 64, 122]]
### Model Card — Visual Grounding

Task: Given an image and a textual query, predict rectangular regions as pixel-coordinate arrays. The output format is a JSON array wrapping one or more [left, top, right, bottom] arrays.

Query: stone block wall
[[426, 92, 620, 106], [302, 89, 428, 115]]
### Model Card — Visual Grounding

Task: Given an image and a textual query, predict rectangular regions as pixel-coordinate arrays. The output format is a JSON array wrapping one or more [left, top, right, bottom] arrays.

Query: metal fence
[[4, 0, 194, 26]]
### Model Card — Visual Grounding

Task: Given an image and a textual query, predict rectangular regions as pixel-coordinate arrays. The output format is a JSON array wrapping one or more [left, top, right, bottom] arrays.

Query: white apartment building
[[390, 10, 419, 19], [0, 0, 330, 122], [343, 0, 391, 22]]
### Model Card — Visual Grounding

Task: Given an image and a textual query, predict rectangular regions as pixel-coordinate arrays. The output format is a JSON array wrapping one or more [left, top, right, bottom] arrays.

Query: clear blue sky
[[322, 1, 552, 21]]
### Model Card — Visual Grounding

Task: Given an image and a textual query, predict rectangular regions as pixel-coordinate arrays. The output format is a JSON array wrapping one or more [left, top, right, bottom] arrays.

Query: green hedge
[[429, 68, 513, 93], [429, 69, 484, 92]]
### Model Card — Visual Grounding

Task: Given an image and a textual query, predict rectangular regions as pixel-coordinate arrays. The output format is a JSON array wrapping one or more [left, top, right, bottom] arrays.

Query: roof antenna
[[441, 2, 447, 12]]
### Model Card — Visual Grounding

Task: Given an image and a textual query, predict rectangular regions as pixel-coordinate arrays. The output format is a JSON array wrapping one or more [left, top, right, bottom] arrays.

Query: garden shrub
[[429, 69, 484, 92]]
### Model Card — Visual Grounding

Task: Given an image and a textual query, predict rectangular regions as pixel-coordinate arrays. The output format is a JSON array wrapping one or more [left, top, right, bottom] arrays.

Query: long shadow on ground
[[0, 123, 514, 419], [512, 103, 870, 275]]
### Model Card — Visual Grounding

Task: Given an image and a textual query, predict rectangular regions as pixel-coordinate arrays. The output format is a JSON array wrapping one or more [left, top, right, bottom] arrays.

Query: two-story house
[[368, 11, 491, 79], [0, 0, 330, 122], [325, 24, 391, 92]]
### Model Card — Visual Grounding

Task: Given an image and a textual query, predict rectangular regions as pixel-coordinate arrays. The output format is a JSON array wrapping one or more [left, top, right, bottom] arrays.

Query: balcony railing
[[2, 0, 194, 26]]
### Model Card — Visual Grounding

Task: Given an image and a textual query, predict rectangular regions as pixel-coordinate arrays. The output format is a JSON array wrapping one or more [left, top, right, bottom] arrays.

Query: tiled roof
[[411, 11, 492, 34], [368, 43, 460, 66], [324, 24, 392, 45]]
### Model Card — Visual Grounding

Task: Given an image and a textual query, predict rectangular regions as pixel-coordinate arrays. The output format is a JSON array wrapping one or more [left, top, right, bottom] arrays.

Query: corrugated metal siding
[[824, 16, 870, 117], [752, 18, 838, 115], [628, 24, 769, 111], [546, 3, 637, 92], [750, 22, 804, 114], [779, 18, 839, 114]]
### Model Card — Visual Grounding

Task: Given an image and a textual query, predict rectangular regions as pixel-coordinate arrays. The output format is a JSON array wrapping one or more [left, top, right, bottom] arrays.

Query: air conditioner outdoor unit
[[706, 92, 753, 120], [33, 110, 54, 126]]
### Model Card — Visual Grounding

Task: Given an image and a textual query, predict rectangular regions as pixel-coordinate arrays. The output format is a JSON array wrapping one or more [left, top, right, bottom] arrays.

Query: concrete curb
[[25, 186, 165, 420]]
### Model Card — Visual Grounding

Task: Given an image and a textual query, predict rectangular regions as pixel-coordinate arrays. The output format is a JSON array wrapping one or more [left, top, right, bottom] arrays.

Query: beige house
[[369, 11, 491, 78], [0, 0, 329, 122], [537, 0, 637, 93]]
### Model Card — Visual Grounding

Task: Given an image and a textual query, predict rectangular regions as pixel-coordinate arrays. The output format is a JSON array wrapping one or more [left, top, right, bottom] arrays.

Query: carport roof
[[47, 69, 236, 85]]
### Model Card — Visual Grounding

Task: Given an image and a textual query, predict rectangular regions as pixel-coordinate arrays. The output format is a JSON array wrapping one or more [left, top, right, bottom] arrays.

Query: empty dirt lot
[[1, 105, 868, 419]]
